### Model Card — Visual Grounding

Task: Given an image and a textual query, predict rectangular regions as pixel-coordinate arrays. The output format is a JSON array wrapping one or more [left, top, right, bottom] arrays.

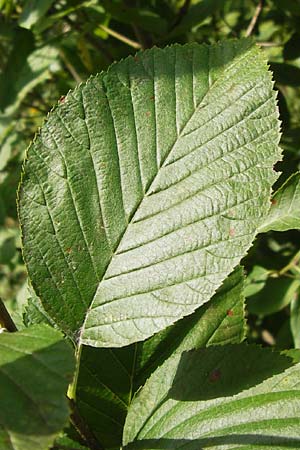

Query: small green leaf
[[19, 39, 281, 348], [247, 277, 300, 316], [244, 265, 270, 297], [23, 294, 57, 328], [123, 345, 300, 450], [18, 0, 55, 29], [0, 324, 75, 450], [259, 172, 300, 232]]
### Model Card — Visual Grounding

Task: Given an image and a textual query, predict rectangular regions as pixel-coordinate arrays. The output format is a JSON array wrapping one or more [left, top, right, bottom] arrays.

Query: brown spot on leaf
[[271, 198, 277, 205], [146, 111, 151, 117], [150, 95, 155, 101], [65, 247, 72, 254], [59, 95, 66, 103], [209, 368, 221, 382], [227, 309, 234, 316], [229, 227, 235, 237]]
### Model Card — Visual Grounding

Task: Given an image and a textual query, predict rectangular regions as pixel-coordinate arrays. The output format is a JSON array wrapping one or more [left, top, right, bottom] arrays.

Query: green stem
[[278, 249, 300, 276], [67, 343, 82, 400], [67, 344, 105, 450], [98, 24, 141, 49]]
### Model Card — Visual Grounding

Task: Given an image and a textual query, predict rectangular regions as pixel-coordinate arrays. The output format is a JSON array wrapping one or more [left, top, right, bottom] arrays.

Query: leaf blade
[[123, 345, 300, 450], [259, 172, 300, 232], [19, 39, 281, 348], [0, 324, 75, 450]]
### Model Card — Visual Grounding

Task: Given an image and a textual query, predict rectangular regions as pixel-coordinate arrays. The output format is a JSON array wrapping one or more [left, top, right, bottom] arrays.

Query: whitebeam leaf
[[123, 345, 300, 450], [19, 39, 281, 348]]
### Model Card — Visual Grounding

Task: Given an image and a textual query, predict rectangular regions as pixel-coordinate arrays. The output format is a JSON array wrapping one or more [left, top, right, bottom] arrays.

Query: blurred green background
[[1, 0, 300, 347]]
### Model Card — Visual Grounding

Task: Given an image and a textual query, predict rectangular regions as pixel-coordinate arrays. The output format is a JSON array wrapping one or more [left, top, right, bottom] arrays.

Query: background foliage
[[1, 0, 300, 350]]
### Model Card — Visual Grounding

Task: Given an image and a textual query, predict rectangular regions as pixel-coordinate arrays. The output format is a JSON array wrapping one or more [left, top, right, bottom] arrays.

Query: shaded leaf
[[123, 345, 300, 450], [243, 265, 270, 297], [247, 276, 300, 316], [0, 324, 75, 450]]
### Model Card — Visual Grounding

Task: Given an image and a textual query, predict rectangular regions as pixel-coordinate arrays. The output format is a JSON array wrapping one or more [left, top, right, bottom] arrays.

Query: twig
[[52, 445, 84, 450], [60, 50, 83, 84], [246, 0, 264, 37], [0, 298, 17, 332], [279, 249, 300, 276], [98, 24, 141, 49], [256, 41, 284, 47], [170, 0, 191, 31], [69, 398, 105, 450], [269, 249, 300, 279]]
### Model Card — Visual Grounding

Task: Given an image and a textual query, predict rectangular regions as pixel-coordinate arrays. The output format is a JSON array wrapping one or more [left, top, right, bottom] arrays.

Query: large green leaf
[[0, 324, 75, 450], [123, 345, 300, 450], [259, 172, 300, 232], [19, 39, 281, 348]]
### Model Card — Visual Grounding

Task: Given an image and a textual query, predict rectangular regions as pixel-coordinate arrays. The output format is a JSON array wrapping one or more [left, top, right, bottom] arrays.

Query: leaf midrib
[[79, 44, 257, 340]]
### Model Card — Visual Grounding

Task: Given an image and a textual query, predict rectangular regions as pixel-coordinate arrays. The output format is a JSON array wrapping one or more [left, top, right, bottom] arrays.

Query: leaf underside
[[19, 39, 281, 348]]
